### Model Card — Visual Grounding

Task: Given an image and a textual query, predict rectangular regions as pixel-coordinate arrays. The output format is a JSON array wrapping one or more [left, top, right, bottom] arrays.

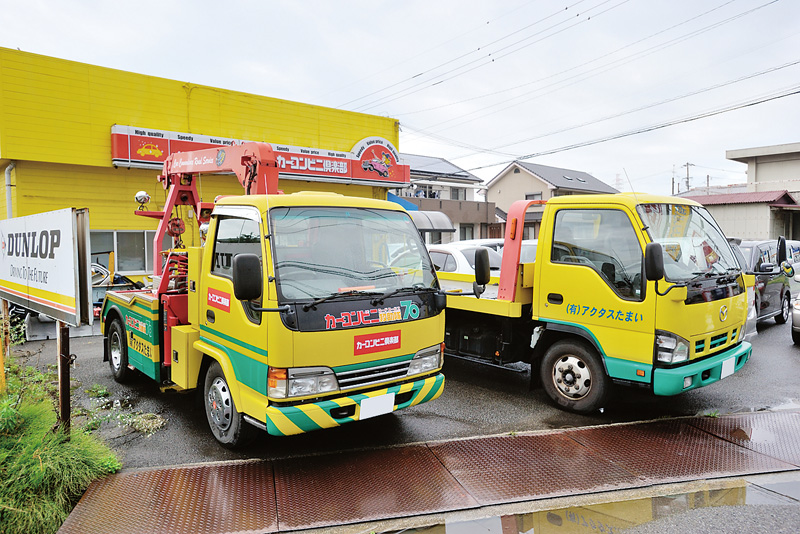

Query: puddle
[[768, 399, 800, 411], [382, 481, 799, 533]]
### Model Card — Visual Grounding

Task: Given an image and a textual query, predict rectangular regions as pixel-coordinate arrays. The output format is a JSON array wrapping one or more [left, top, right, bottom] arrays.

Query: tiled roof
[[487, 161, 618, 194], [684, 190, 797, 206], [401, 153, 481, 182]]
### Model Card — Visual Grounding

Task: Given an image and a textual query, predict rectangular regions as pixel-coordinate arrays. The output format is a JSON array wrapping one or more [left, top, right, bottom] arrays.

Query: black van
[[732, 237, 792, 324]]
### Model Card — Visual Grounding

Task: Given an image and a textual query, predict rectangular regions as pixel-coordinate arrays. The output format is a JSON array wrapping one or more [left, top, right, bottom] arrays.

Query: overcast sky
[[3, 0, 799, 195]]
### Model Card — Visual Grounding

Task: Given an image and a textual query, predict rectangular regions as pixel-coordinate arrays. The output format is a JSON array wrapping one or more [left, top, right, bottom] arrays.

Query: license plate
[[359, 393, 395, 420], [720, 357, 735, 379]]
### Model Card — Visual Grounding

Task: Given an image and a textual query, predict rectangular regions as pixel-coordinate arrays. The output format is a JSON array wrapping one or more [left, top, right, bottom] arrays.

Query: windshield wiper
[[302, 289, 382, 311], [371, 285, 438, 306]]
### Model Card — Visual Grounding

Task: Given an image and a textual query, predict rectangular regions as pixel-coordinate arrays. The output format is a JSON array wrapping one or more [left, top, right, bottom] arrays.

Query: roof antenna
[[623, 169, 646, 230]]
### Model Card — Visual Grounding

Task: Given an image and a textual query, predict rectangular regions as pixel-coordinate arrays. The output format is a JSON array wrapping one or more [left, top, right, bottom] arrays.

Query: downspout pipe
[[5, 161, 14, 219]]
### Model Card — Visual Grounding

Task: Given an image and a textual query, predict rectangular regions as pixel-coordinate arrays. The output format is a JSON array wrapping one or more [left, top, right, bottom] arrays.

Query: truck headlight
[[407, 343, 444, 376], [655, 330, 689, 364], [268, 366, 339, 399]]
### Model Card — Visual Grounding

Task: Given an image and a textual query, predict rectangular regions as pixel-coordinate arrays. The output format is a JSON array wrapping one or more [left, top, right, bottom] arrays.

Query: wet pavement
[[59, 409, 800, 534]]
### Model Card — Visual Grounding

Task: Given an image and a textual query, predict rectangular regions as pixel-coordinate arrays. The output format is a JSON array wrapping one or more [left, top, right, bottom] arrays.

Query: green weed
[[0, 358, 120, 534]]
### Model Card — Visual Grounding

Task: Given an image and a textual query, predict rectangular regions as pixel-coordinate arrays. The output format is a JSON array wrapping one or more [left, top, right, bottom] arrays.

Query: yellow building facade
[[0, 47, 402, 277]]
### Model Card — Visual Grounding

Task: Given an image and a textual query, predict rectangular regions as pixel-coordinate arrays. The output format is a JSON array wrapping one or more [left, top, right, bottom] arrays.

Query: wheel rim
[[110, 330, 122, 371], [783, 297, 790, 321], [207, 377, 233, 431], [552, 355, 591, 400]]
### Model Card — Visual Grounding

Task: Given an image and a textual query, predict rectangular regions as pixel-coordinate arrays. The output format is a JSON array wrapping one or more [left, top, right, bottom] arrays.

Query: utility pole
[[672, 165, 675, 195], [681, 163, 694, 193]]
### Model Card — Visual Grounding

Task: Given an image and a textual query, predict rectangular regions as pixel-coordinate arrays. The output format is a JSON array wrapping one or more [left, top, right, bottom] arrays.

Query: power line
[[398, 0, 739, 118], [349, 0, 627, 112], [319, 0, 543, 102], [405, 0, 780, 139], [464, 84, 800, 173]]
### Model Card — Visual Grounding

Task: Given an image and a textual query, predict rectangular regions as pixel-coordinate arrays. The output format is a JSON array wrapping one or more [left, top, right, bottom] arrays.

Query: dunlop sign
[[0, 208, 92, 326]]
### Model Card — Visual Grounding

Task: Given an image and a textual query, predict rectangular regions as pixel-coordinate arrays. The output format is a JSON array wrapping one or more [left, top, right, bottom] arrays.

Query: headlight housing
[[655, 330, 690, 365], [406, 343, 444, 377], [268, 366, 339, 399]]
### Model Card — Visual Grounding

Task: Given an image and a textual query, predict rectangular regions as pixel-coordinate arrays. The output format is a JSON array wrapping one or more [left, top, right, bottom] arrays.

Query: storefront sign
[[0, 208, 92, 326], [111, 126, 409, 186]]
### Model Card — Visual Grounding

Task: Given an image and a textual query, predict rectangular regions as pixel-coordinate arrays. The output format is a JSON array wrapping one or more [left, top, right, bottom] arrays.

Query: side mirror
[[644, 242, 664, 281], [232, 253, 263, 301], [474, 247, 491, 286], [778, 236, 787, 264], [758, 262, 775, 273]]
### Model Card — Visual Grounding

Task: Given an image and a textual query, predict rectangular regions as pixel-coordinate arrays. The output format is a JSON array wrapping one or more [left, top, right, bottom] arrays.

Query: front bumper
[[653, 341, 751, 396], [263, 373, 444, 436]]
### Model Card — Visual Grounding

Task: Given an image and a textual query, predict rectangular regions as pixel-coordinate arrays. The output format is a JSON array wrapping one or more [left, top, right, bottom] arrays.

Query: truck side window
[[552, 209, 643, 300], [211, 216, 262, 279]]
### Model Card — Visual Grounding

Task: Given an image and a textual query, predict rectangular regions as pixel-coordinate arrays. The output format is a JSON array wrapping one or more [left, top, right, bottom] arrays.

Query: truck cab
[[439, 193, 752, 413]]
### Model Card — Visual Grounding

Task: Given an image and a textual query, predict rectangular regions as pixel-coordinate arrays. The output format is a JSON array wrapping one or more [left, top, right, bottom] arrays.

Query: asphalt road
[[12, 317, 800, 469]]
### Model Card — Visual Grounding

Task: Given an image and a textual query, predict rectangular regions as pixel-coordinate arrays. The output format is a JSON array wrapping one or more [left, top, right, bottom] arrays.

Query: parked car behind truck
[[731, 238, 791, 324]]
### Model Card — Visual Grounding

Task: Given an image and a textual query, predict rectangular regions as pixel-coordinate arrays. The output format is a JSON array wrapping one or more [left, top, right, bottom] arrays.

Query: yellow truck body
[[439, 193, 752, 412]]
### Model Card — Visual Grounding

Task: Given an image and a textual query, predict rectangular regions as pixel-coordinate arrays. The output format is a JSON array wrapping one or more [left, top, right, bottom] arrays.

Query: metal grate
[[58, 461, 276, 534], [690, 411, 800, 466], [336, 360, 410, 390], [567, 419, 796, 484], [429, 433, 641, 505], [274, 444, 478, 530]]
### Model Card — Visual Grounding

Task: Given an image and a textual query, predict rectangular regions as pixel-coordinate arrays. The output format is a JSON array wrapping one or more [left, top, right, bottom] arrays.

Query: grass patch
[[1, 359, 121, 534], [85, 384, 110, 399]]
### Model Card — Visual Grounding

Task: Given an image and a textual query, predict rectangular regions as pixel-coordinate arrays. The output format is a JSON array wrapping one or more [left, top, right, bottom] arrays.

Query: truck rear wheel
[[540, 340, 608, 414], [204, 361, 253, 449], [107, 319, 131, 383]]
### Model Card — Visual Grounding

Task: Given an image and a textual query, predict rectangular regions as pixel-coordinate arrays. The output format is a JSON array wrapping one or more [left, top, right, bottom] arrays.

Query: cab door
[[199, 206, 270, 397], [535, 205, 656, 376]]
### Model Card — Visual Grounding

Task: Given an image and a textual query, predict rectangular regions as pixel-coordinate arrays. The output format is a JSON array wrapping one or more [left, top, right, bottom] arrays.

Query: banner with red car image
[[111, 126, 409, 186]]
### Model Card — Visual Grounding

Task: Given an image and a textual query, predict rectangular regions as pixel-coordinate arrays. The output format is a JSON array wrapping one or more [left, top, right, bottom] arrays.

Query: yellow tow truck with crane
[[101, 141, 446, 447]]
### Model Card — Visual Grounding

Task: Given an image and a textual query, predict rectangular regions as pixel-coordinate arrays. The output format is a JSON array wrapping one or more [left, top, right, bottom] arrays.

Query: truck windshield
[[269, 206, 438, 300], [637, 203, 739, 283]]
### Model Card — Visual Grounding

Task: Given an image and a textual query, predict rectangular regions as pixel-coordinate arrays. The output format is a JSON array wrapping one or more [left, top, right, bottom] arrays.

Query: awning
[[409, 211, 456, 232], [387, 192, 418, 211]]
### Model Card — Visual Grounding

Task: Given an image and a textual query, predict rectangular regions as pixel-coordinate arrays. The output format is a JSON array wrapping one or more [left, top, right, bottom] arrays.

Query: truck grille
[[336, 360, 411, 390], [694, 328, 738, 356]]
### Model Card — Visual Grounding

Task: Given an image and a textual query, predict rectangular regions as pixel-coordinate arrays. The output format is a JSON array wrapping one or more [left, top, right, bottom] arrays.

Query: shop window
[[91, 230, 171, 274]]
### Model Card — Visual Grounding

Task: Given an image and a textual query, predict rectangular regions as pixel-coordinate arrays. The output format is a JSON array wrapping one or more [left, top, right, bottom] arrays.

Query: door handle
[[206, 309, 215, 323], [547, 293, 563, 305]]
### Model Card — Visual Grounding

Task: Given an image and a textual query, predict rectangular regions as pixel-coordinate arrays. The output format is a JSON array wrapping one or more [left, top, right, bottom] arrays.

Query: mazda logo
[[719, 305, 728, 322]]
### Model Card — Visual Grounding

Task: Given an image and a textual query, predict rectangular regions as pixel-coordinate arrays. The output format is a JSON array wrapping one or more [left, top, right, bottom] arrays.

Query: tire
[[204, 361, 253, 449], [775, 293, 790, 324], [107, 319, 132, 383], [540, 339, 609, 414], [792, 328, 800, 345]]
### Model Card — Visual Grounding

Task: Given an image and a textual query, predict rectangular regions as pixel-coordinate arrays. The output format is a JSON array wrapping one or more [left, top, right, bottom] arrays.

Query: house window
[[451, 187, 466, 201], [525, 192, 542, 201], [429, 231, 443, 245], [91, 230, 172, 274], [414, 184, 434, 198], [460, 224, 474, 240]]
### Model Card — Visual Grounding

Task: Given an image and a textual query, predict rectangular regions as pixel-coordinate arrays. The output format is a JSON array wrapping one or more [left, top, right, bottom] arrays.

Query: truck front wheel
[[540, 340, 608, 414], [107, 319, 131, 383], [204, 361, 253, 448]]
